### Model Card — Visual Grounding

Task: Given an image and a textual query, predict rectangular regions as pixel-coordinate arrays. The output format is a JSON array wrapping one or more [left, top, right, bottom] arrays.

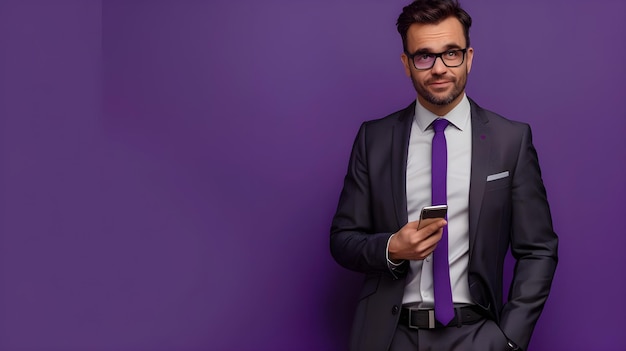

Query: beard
[[411, 72, 467, 106]]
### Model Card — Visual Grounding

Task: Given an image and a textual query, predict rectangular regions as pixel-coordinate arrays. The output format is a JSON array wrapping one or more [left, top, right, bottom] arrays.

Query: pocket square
[[486, 171, 509, 182]]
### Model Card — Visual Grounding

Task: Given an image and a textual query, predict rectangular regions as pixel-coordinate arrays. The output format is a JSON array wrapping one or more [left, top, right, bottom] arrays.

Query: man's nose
[[430, 56, 448, 74]]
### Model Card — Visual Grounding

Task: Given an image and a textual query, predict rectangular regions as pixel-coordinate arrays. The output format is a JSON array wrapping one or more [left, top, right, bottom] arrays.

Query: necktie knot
[[432, 118, 449, 133]]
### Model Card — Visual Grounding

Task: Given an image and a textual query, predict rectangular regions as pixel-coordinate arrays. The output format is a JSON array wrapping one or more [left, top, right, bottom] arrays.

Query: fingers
[[417, 217, 447, 230], [404, 218, 446, 233], [409, 227, 443, 259], [418, 228, 442, 252], [404, 220, 421, 229]]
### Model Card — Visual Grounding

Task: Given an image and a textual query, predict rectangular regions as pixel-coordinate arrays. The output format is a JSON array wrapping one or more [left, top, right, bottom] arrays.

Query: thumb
[[405, 220, 421, 229]]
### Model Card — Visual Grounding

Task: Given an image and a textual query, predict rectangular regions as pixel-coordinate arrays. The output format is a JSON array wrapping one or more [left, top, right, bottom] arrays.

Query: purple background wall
[[0, 0, 624, 350]]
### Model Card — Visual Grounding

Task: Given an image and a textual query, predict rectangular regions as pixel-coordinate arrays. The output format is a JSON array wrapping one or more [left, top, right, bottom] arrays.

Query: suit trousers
[[389, 318, 510, 351]]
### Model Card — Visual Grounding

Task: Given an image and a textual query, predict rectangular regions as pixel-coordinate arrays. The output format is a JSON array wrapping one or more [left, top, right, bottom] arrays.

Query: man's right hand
[[388, 218, 446, 262]]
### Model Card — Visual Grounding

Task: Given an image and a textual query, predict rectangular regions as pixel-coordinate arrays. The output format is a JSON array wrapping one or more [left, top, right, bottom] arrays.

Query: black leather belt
[[398, 306, 485, 329]]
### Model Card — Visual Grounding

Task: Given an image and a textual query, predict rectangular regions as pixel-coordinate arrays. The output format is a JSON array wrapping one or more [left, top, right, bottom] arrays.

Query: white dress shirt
[[401, 94, 473, 307]]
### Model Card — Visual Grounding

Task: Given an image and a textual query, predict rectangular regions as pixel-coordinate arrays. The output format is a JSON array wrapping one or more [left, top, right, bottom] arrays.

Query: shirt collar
[[414, 94, 471, 132]]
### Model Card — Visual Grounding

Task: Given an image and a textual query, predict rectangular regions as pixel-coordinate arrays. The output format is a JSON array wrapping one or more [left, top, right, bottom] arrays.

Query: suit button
[[391, 305, 399, 315]]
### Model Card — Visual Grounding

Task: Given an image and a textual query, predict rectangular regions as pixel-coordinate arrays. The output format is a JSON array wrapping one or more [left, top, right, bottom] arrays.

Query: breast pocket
[[485, 172, 511, 191]]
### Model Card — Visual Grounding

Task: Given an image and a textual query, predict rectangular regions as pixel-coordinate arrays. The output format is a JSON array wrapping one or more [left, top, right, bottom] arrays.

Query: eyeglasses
[[405, 48, 468, 70]]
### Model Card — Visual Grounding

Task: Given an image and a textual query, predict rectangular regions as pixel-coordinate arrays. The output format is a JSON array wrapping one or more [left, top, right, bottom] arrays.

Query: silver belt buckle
[[407, 309, 436, 329], [427, 310, 436, 328]]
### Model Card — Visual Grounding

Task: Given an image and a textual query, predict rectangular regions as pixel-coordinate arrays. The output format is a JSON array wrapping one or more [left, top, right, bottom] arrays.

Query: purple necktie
[[431, 118, 454, 325]]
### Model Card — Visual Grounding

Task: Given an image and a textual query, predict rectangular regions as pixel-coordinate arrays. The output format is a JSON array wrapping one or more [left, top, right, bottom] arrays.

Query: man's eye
[[417, 54, 433, 61], [446, 51, 459, 57]]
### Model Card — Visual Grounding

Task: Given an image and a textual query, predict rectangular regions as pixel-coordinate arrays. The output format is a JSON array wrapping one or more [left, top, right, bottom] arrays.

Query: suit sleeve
[[500, 124, 558, 350], [330, 123, 404, 276]]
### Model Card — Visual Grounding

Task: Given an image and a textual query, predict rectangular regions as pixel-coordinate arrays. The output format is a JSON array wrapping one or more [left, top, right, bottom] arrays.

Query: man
[[330, 1, 558, 350]]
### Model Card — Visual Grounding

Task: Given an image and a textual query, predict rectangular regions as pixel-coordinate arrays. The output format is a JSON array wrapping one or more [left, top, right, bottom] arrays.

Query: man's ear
[[466, 47, 474, 74], [401, 53, 411, 77]]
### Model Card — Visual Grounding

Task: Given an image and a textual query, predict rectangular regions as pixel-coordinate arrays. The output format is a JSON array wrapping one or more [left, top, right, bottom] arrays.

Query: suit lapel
[[468, 99, 491, 259], [391, 102, 416, 228]]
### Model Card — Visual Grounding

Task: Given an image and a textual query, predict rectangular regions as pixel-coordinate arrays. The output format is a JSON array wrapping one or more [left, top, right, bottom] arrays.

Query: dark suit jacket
[[330, 99, 558, 351]]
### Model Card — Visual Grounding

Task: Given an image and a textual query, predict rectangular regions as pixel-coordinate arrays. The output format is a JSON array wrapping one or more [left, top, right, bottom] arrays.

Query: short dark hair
[[397, 0, 472, 52]]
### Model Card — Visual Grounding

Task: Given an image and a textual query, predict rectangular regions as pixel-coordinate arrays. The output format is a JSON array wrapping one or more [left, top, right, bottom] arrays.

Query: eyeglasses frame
[[404, 48, 469, 70]]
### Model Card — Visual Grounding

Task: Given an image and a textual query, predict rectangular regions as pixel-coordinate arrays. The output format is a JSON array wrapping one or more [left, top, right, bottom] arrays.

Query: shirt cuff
[[386, 234, 405, 277]]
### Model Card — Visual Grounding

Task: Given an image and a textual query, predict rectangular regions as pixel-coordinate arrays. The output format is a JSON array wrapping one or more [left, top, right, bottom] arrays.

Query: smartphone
[[420, 205, 448, 220]]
